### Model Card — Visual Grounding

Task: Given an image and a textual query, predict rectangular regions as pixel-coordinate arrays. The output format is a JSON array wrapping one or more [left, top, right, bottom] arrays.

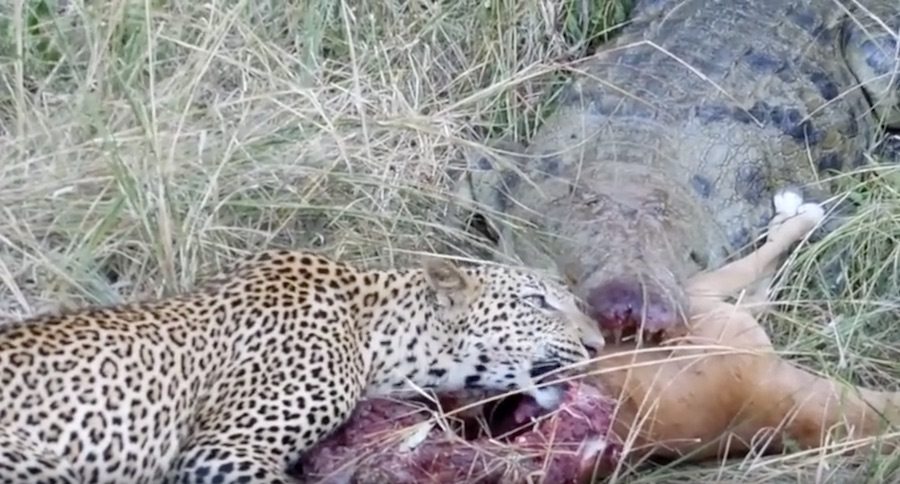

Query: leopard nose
[[586, 279, 678, 334]]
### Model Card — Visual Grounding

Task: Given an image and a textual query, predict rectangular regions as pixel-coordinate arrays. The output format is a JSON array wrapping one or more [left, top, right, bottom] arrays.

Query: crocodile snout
[[585, 279, 685, 342]]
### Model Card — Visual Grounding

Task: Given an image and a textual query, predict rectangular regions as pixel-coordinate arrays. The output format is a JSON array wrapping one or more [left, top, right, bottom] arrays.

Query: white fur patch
[[530, 385, 564, 410], [773, 188, 804, 216], [797, 203, 825, 225]]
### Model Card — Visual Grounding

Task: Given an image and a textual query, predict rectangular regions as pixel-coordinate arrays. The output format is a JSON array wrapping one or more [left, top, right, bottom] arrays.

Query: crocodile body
[[455, 0, 899, 334]]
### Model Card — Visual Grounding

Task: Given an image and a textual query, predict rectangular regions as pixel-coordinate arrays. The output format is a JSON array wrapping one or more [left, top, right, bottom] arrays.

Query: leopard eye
[[522, 294, 551, 309]]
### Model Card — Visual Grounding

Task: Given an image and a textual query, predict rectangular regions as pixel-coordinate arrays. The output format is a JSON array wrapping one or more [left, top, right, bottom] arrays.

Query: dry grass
[[1, 0, 899, 482], [0, 0, 630, 313]]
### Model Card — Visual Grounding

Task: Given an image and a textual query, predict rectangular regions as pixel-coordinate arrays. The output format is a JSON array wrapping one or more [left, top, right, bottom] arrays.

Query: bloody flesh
[[295, 381, 622, 484]]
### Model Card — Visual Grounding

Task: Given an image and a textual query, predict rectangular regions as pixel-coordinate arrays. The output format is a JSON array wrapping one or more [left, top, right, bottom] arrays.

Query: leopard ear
[[422, 257, 479, 309]]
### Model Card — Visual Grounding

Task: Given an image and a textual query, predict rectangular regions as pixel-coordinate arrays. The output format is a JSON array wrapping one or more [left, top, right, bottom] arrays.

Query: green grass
[[1, 0, 899, 482]]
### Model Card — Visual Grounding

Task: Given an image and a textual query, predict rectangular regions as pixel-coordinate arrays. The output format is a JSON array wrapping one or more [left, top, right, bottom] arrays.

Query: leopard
[[0, 250, 605, 484]]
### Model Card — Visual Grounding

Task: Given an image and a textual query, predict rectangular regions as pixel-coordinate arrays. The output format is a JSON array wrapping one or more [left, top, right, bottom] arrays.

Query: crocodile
[[453, 0, 899, 339]]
